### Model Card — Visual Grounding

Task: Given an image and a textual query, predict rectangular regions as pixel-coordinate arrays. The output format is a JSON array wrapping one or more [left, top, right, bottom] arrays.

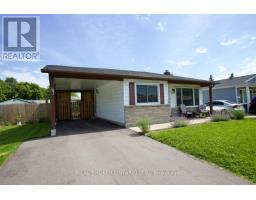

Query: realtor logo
[[2, 16, 40, 61]]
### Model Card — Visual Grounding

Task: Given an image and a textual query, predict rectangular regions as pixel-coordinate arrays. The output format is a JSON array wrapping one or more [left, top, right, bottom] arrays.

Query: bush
[[173, 120, 188, 128], [136, 118, 151, 134], [229, 110, 245, 120], [211, 111, 230, 122]]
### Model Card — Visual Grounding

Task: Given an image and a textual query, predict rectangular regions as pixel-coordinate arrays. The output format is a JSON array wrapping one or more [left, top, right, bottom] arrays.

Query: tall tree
[[4, 77, 18, 98]]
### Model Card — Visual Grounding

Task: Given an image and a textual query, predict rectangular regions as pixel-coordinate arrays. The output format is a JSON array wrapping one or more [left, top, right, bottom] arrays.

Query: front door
[[80, 90, 94, 119]]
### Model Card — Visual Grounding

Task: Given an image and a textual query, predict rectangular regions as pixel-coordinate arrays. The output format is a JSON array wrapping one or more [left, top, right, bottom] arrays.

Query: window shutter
[[160, 84, 164, 104], [129, 82, 135, 105]]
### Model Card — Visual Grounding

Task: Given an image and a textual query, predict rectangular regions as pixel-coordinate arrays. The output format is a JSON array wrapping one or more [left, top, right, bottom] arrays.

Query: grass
[[149, 119, 256, 183], [0, 122, 50, 166]]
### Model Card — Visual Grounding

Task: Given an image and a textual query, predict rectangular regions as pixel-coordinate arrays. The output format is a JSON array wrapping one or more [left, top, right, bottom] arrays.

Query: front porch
[[237, 86, 256, 111]]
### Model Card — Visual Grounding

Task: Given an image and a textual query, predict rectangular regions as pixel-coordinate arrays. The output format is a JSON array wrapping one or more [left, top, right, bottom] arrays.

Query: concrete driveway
[[0, 119, 249, 184]]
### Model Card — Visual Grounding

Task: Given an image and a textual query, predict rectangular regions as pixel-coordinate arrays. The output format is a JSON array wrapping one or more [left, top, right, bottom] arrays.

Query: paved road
[[0, 120, 249, 184]]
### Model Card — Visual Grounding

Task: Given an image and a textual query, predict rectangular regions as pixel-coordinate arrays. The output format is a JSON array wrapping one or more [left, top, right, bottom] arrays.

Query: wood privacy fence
[[0, 103, 51, 124]]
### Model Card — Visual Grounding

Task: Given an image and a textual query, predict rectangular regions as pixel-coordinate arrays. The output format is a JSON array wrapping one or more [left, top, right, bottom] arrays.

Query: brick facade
[[124, 105, 170, 127]]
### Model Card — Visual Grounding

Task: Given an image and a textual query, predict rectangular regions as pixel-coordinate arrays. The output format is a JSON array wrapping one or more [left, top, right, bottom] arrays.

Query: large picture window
[[136, 85, 158, 103], [176, 88, 199, 106]]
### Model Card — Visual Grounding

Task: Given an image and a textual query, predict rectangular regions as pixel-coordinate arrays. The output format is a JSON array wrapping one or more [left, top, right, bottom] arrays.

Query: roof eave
[[41, 67, 214, 86]]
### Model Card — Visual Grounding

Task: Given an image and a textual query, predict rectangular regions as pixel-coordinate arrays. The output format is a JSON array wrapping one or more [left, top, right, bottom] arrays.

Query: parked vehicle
[[249, 97, 256, 115], [205, 100, 245, 112]]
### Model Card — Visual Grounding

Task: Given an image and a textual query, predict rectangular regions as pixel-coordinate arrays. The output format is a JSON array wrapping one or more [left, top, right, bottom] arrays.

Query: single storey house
[[202, 74, 256, 111], [41, 65, 214, 136]]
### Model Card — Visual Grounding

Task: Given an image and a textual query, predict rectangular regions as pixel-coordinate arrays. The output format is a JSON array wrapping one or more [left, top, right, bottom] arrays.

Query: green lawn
[[0, 122, 50, 166], [149, 119, 256, 183]]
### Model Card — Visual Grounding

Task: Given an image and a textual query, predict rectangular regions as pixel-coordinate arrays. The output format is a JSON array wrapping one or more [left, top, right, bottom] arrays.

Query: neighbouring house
[[0, 98, 47, 105], [41, 65, 214, 136], [202, 74, 256, 111]]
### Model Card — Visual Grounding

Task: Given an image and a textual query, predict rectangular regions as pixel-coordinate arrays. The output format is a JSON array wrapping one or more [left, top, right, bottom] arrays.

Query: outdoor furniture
[[197, 105, 210, 117], [179, 104, 193, 118]]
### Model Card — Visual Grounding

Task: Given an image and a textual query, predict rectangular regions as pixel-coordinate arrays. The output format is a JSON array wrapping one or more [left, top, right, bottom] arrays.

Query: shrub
[[211, 111, 230, 122], [173, 120, 188, 128], [229, 110, 245, 120], [136, 118, 151, 134]]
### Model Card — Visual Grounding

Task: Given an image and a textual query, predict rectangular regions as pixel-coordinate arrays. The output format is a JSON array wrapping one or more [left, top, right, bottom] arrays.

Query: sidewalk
[[129, 117, 211, 132]]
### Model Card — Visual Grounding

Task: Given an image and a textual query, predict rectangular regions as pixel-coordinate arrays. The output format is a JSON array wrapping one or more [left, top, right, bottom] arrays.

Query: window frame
[[135, 83, 160, 105], [175, 87, 200, 107]]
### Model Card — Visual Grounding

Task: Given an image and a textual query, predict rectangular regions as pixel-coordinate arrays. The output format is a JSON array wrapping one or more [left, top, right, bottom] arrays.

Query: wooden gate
[[56, 92, 71, 120], [71, 101, 80, 119], [80, 90, 94, 119]]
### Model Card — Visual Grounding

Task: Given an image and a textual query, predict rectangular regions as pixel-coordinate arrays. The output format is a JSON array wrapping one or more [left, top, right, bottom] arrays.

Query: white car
[[205, 100, 245, 112]]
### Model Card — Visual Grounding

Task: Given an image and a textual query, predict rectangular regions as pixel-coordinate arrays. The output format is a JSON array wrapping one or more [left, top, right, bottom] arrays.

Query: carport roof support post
[[49, 75, 56, 136]]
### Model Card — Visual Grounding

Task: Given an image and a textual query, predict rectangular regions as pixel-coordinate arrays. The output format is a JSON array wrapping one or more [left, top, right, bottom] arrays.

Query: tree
[[16, 82, 44, 100], [30, 83, 44, 100], [41, 86, 50, 100], [4, 77, 18, 99], [0, 80, 11, 102], [71, 92, 79, 97], [209, 74, 214, 81], [1, 76, 49, 101], [16, 82, 33, 99]]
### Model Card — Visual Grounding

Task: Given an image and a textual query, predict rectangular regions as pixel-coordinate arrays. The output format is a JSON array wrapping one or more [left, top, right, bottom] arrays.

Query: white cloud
[[195, 47, 208, 54], [0, 61, 3, 65], [241, 34, 256, 40], [168, 59, 194, 67], [220, 39, 238, 46], [215, 65, 231, 80], [156, 21, 166, 32], [220, 35, 256, 48], [237, 58, 256, 76]]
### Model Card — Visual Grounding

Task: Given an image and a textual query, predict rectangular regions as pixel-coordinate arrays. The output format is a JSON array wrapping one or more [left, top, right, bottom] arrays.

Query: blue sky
[[0, 14, 256, 88]]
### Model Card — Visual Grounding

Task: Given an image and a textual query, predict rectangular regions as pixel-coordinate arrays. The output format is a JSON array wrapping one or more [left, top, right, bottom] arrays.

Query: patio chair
[[197, 105, 210, 117], [179, 104, 193, 118]]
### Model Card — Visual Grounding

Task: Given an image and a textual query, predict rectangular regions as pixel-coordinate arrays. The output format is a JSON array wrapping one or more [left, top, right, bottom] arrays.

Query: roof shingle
[[214, 74, 256, 88]]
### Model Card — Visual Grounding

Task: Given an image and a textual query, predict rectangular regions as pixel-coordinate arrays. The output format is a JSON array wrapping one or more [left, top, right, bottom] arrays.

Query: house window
[[194, 89, 199, 105], [176, 88, 199, 106], [136, 85, 158, 103]]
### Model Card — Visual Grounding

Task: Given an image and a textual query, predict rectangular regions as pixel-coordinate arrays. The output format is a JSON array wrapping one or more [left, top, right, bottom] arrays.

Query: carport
[[41, 65, 126, 136]]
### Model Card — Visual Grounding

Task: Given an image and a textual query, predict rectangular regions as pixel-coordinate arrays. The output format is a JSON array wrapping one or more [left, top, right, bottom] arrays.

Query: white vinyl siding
[[123, 79, 169, 106], [95, 81, 124, 125]]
